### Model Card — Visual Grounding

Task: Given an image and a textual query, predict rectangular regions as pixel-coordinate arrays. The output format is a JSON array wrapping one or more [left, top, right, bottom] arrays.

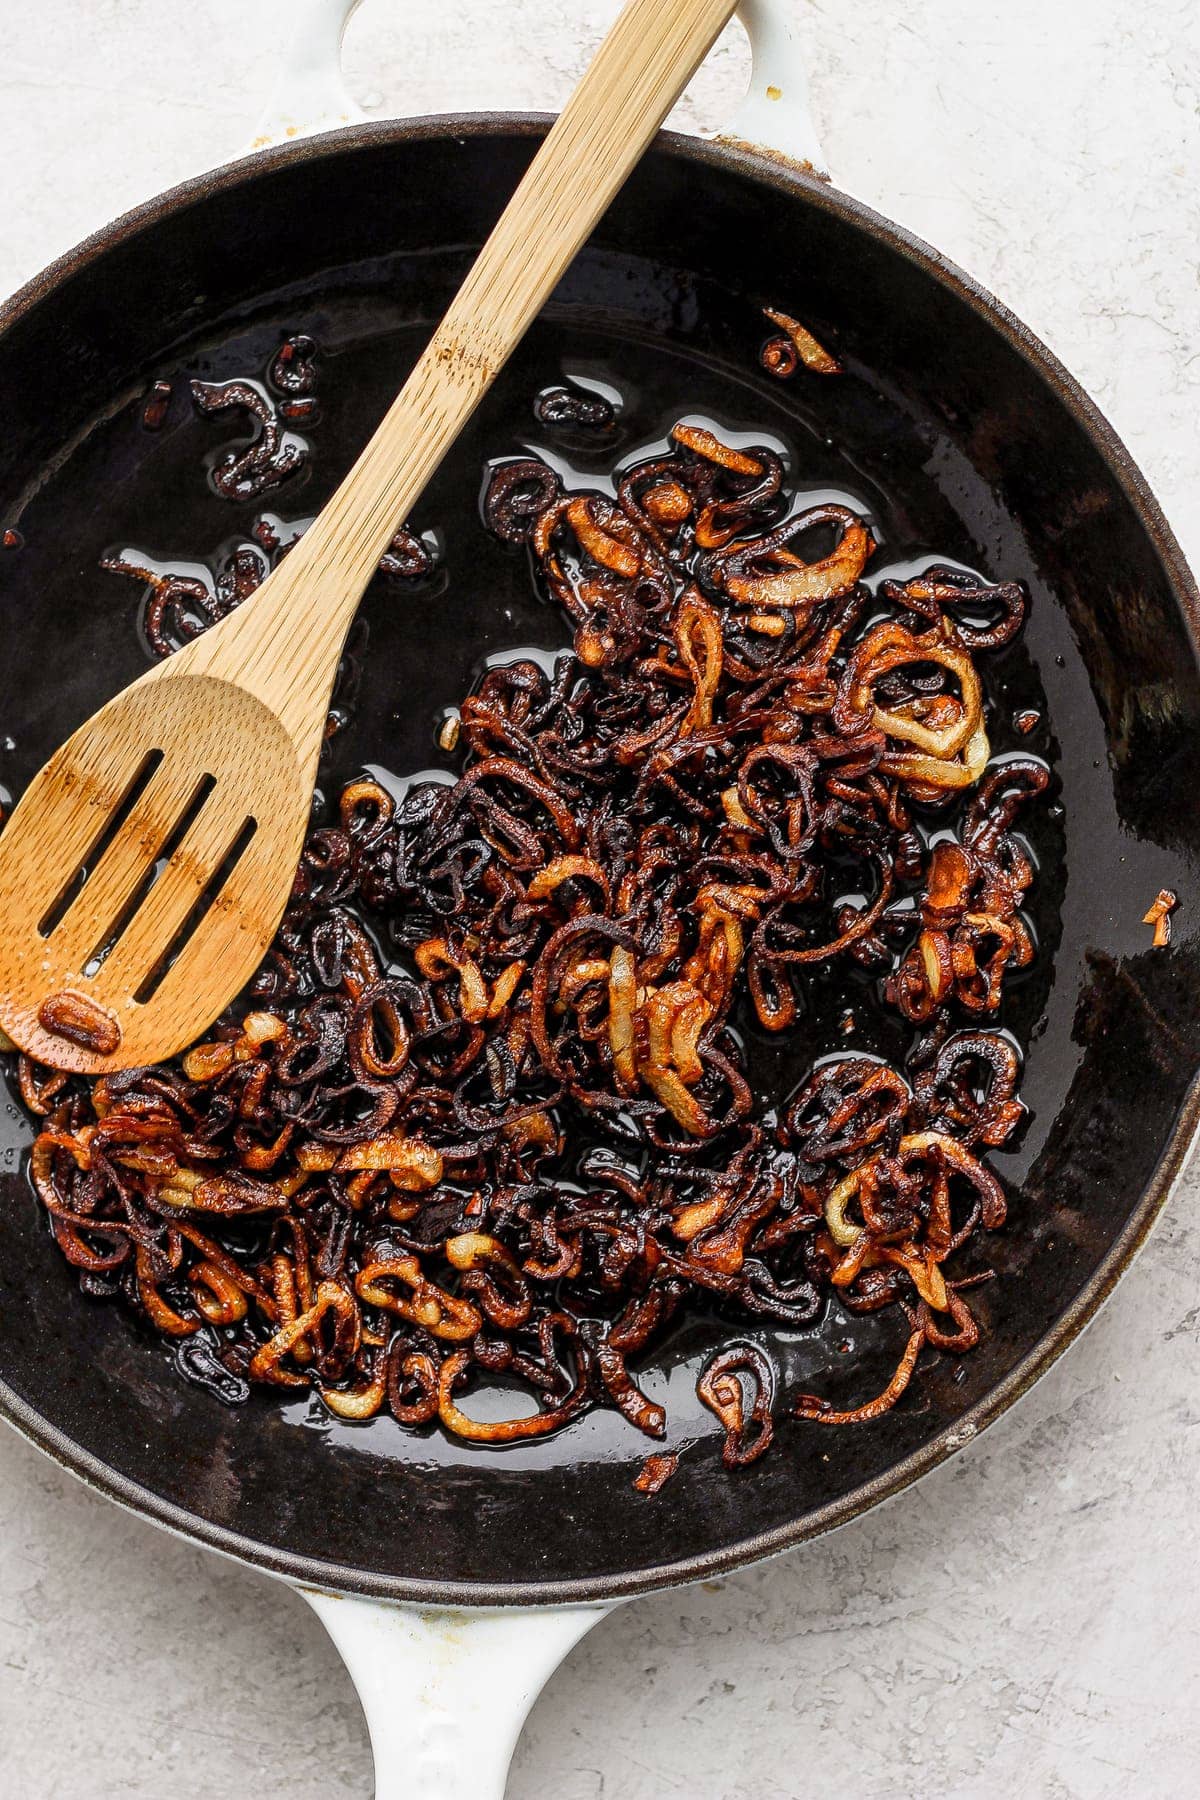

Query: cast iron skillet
[[0, 109, 1198, 1627]]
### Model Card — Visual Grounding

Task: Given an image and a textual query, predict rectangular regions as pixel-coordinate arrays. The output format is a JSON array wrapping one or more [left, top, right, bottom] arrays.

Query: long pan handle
[[304, 1591, 611, 1799], [251, 0, 827, 175]]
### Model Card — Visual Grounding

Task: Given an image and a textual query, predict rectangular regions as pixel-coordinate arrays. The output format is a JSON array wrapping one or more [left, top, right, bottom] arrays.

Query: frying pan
[[1, 1, 1198, 1794]]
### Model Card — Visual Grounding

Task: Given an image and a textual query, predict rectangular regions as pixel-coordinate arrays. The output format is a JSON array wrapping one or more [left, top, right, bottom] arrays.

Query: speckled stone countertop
[[0, 3, 1198, 1795]]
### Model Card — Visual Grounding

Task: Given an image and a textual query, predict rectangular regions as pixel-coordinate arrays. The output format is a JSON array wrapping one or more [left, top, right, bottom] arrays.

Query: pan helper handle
[[251, 0, 369, 147], [251, 0, 826, 175], [303, 1591, 610, 1800], [719, 0, 826, 172]]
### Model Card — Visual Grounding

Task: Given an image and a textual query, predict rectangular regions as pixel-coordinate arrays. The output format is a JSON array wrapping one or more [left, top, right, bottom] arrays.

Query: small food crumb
[[760, 306, 842, 377], [1, 528, 23, 550], [1013, 709, 1040, 735], [1143, 888, 1178, 948], [633, 1451, 679, 1495], [839, 1008, 857, 1035], [142, 380, 172, 431], [438, 711, 461, 752]]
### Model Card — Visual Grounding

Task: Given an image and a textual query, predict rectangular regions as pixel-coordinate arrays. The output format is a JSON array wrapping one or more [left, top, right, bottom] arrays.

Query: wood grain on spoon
[[0, 0, 739, 1074]]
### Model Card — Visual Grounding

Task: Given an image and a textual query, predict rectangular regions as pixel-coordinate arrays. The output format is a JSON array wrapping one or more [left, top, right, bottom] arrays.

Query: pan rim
[[0, 112, 1196, 1608]]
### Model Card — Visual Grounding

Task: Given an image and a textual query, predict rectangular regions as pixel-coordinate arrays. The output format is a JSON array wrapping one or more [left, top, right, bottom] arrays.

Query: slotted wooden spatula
[[0, 0, 739, 1074]]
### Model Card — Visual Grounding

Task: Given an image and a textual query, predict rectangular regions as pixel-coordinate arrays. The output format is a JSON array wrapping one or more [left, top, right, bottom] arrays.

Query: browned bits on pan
[[761, 306, 843, 377], [1144, 888, 1178, 948], [633, 1451, 679, 1494], [141, 380, 173, 431], [37, 991, 122, 1055], [22, 395, 1048, 1456]]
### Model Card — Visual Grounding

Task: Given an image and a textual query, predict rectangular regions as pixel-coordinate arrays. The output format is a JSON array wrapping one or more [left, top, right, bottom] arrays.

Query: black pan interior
[[0, 122, 1197, 1604]]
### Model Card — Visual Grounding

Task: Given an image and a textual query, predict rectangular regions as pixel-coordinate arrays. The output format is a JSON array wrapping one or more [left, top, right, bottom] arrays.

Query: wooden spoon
[[0, 0, 739, 1074]]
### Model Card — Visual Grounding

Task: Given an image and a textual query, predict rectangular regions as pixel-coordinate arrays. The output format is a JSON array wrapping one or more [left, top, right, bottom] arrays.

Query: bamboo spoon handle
[[190, 0, 740, 744]]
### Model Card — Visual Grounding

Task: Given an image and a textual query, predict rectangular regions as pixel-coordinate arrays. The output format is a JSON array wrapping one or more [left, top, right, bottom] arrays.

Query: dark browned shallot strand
[[22, 362, 1047, 1476], [760, 306, 842, 379]]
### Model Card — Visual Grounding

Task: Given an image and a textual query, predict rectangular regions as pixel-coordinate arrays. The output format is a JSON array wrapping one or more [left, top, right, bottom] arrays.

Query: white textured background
[[1, 2, 1198, 1796]]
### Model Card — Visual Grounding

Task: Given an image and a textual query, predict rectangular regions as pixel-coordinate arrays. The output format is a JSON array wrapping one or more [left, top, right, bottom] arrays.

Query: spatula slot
[[134, 816, 259, 1004], [37, 747, 164, 939], [83, 772, 217, 977]]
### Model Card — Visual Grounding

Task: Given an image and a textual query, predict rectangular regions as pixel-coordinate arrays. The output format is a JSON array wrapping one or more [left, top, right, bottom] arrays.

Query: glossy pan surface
[[0, 119, 1197, 1605]]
